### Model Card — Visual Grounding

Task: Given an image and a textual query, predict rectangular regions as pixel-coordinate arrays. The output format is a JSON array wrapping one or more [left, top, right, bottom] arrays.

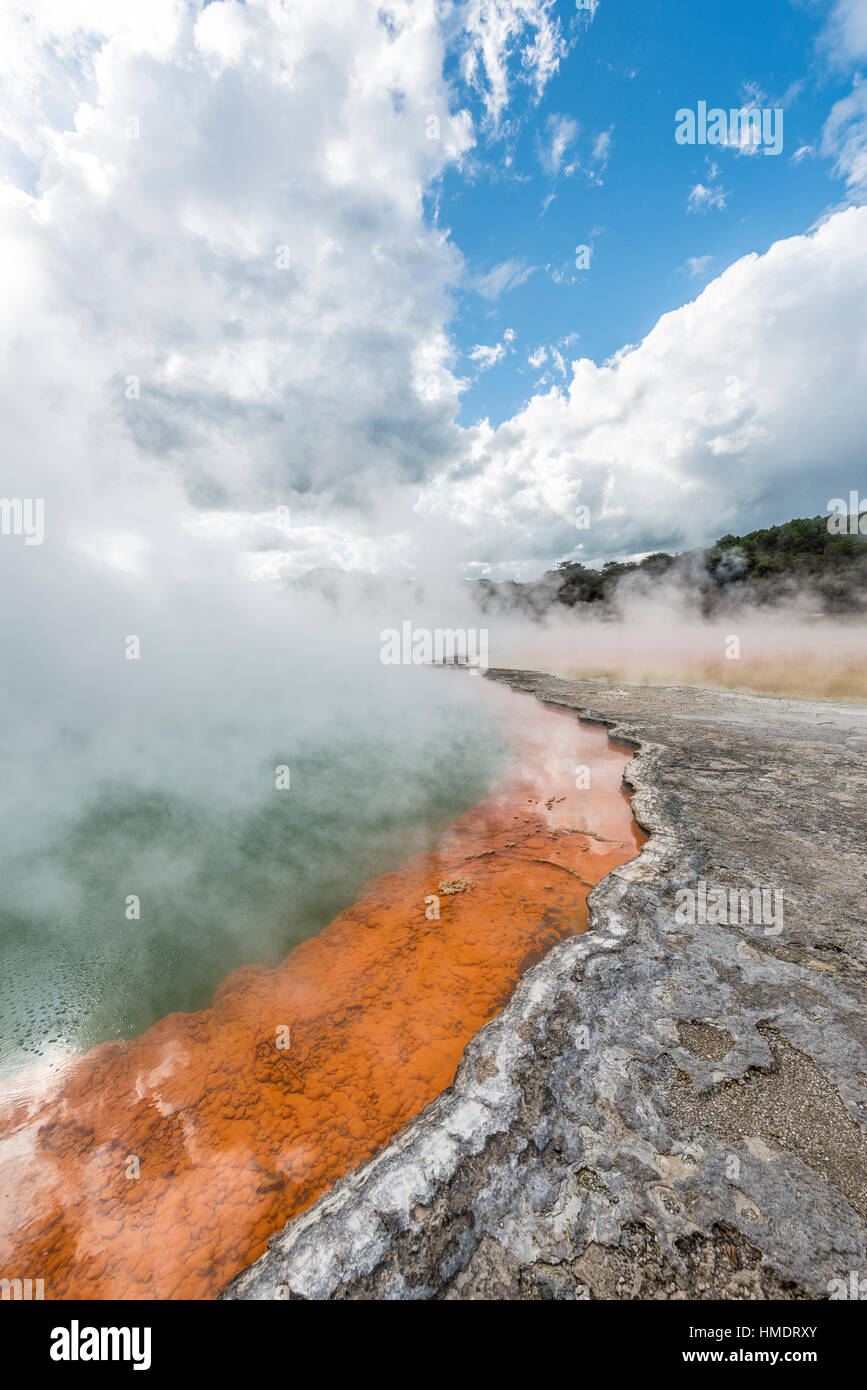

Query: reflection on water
[[0, 683, 644, 1299]]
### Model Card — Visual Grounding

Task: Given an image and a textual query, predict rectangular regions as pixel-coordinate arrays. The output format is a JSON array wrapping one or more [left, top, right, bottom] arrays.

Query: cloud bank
[[1, 0, 865, 582]]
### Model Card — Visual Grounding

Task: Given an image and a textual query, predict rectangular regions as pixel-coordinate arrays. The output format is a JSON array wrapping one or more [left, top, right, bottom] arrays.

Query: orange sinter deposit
[[0, 686, 644, 1299]]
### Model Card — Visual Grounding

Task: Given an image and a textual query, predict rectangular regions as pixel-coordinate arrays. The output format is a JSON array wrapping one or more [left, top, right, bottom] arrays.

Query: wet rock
[[223, 673, 867, 1301]]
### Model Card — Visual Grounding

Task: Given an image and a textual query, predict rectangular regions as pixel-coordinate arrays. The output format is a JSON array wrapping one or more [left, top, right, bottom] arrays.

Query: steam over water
[[0, 685, 642, 1300], [0, 641, 510, 1083]]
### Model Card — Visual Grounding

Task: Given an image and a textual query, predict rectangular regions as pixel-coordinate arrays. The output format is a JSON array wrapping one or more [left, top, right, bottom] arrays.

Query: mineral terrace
[[224, 672, 867, 1300]]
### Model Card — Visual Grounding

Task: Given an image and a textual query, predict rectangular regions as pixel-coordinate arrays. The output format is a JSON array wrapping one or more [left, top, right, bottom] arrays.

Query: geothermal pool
[[0, 683, 644, 1299]]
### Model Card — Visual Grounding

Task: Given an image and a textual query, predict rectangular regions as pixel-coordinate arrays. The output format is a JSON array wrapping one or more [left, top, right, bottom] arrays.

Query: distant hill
[[476, 514, 867, 616]]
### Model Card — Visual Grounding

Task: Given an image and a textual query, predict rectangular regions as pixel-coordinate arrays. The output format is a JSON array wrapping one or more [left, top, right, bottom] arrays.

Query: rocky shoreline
[[223, 672, 867, 1300]]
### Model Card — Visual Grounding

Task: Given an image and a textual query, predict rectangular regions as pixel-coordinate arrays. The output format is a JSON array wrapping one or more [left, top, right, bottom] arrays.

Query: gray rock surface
[[223, 673, 867, 1300]]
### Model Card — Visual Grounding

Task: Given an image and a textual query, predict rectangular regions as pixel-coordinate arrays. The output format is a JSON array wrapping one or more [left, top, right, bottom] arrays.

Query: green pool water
[[0, 663, 511, 1073]]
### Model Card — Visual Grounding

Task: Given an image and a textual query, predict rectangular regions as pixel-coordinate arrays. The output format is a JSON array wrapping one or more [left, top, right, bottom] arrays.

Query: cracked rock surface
[[223, 673, 867, 1300]]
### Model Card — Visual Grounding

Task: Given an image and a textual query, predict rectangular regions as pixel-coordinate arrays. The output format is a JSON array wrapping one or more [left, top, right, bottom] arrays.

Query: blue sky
[[438, 0, 857, 429], [2, 0, 865, 582]]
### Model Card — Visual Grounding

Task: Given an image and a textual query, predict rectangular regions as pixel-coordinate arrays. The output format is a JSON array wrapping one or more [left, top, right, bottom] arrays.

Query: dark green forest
[[477, 513, 867, 616]]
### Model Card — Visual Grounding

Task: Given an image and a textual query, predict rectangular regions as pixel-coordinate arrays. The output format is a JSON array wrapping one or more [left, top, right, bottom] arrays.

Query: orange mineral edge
[[0, 686, 645, 1299]]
